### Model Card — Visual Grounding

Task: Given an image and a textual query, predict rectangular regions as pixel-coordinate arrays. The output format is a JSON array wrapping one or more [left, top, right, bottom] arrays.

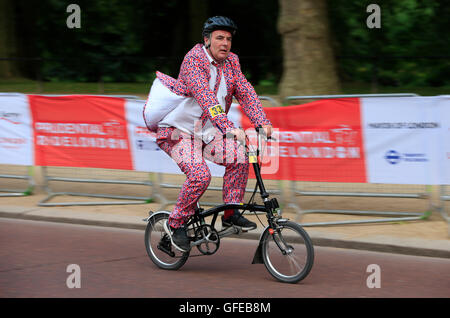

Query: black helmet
[[202, 16, 238, 38]]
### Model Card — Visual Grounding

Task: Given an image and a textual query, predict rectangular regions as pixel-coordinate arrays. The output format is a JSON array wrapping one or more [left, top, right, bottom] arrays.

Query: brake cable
[[241, 129, 270, 228]]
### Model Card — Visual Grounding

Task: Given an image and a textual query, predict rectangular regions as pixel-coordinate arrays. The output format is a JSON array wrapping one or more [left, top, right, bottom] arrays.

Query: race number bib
[[248, 154, 258, 163], [208, 104, 225, 118]]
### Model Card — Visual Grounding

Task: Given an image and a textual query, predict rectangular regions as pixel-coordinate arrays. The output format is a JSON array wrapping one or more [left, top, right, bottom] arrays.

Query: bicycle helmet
[[202, 16, 238, 38]]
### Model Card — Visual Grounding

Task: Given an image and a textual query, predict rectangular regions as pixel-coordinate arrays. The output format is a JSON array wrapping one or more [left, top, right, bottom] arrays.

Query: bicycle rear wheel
[[261, 221, 314, 283], [144, 211, 189, 270]]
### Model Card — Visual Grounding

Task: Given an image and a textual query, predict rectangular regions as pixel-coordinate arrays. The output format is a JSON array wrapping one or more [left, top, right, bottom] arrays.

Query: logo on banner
[[331, 124, 359, 145], [35, 121, 128, 149], [384, 150, 401, 165], [0, 110, 27, 150], [0, 111, 22, 125], [384, 149, 428, 165], [275, 125, 361, 159]]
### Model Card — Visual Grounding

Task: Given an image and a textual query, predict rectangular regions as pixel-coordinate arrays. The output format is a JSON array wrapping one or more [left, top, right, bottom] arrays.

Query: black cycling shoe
[[164, 221, 190, 252], [222, 210, 257, 231]]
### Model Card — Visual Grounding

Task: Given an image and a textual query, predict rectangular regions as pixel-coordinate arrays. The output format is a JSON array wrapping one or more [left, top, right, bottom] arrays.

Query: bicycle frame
[[189, 130, 280, 228], [180, 130, 286, 262], [190, 201, 278, 232]]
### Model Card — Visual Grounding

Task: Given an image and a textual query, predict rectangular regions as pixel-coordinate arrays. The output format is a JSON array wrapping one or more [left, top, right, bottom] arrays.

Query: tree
[[278, 0, 340, 101], [0, 0, 20, 78], [189, 0, 208, 46], [328, 0, 450, 88]]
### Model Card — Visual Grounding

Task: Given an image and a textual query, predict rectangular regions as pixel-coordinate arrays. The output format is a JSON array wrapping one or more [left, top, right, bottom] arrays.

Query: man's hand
[[229, 128, 246, 144], [260, 125, 273, 139]]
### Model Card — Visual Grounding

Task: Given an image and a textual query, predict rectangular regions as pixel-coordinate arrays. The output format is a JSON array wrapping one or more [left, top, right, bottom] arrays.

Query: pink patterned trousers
[[156, 127, 249, 228]]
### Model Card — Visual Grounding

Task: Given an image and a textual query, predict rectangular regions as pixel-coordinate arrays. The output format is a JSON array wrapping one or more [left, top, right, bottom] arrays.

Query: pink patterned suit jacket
[[155, 44, 271, 135]]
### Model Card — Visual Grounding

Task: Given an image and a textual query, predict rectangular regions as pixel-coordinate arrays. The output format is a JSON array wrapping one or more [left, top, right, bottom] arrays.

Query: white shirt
[[156, 46, 228, 143]]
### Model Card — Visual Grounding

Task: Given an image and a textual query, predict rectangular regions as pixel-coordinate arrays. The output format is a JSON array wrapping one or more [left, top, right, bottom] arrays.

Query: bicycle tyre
[[261, 221, 314, 283], [144, 211, 189, 270]]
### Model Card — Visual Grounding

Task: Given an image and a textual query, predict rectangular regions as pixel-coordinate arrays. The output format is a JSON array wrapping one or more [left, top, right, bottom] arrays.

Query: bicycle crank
[[192, 225, 220, 255]]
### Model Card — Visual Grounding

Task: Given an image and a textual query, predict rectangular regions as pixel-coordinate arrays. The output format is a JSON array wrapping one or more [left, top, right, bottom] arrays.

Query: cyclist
[[143, 16, 273, 252]]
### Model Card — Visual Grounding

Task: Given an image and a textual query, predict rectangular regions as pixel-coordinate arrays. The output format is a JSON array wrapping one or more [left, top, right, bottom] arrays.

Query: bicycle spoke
[[262, 221, 314, 283], [285, 250, 303, 275], [145, 212, 189, 270]]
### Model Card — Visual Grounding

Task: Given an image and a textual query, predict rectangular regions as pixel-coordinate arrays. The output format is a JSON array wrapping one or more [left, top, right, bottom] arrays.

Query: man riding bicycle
[[143, 16, 273, 252]]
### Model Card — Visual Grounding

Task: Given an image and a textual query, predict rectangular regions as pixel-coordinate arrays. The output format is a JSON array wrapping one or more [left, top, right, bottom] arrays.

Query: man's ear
[[204, 35, 210, 49]]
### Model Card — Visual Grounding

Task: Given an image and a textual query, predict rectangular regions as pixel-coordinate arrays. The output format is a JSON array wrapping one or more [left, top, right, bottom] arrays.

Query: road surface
[[1, 218, 449, 299]]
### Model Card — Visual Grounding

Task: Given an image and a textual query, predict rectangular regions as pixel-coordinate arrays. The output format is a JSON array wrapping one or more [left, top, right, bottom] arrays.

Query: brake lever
[[257, 127, 277, 142], [256, 126, 277, 142]]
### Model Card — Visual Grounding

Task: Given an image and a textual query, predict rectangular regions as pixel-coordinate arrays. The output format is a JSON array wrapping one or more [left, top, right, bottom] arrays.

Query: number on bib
[[208, 105, 225, 118]]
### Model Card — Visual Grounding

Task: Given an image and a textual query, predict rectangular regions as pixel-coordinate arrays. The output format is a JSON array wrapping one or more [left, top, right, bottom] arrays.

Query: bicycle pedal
[[231, 225, 243, 234], [219, 225, 239, 236]]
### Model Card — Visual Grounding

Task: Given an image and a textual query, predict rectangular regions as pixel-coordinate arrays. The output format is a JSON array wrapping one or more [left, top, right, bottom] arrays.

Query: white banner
[[0, 93, 34, 166], [361, 97, 442, 185]]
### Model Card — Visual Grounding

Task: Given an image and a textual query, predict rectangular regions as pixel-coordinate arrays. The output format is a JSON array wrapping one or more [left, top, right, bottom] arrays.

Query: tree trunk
[[0, 0, 20, 78], [278, 0, 340, 102]]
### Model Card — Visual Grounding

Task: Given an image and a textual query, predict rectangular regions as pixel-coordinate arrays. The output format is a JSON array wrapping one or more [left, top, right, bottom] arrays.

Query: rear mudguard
[[142, 210, 171, 222]]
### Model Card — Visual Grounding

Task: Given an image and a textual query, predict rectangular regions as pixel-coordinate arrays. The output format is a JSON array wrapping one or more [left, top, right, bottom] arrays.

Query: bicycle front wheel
[[261, 221, 314, 283], [144, 211, 189, 270]]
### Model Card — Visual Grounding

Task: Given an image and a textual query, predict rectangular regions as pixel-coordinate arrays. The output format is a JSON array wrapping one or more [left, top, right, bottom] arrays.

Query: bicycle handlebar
[[225, 125, 277, 143]]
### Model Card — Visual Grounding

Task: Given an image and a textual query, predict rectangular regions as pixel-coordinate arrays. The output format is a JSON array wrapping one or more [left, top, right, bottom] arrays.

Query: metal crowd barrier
[[284, 93, 419, 103], [284, 93, 433, 226], [440, 185, 450, 236], [0, 165, 34, 197], [41, 94, 141, 99], [258, 96, 280, 107], [38, 166, 156, 206], [155, 173, 283, 213]]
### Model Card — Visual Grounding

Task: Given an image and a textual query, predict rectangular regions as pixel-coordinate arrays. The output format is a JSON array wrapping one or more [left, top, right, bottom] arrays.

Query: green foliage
[[33, 0, 184, 82], [8, 0, 450, 88], [25, 0, 281, 83], [328, 0, 450, 86]]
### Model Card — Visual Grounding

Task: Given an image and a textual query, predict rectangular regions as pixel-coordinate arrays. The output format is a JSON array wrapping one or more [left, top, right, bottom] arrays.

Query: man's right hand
[[228, 128, 246, 144]]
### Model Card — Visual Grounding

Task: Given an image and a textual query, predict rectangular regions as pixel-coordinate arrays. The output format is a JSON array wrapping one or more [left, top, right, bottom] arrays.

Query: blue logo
[[385, 150, 401, 165]]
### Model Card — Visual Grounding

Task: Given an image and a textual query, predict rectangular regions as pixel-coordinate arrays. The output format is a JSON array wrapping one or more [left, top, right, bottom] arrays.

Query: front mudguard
[[252, 225, 272, 264], [252, 240, 264, 264], [252, 218, 289, 264]]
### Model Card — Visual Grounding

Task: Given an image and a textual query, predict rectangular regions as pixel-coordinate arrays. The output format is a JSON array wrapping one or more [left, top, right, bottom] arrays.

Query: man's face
[[205, 30, 232, 62]]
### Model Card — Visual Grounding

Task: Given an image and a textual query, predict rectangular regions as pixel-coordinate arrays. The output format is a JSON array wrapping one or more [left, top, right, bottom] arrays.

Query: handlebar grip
[[256, 125, 277, 142]]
